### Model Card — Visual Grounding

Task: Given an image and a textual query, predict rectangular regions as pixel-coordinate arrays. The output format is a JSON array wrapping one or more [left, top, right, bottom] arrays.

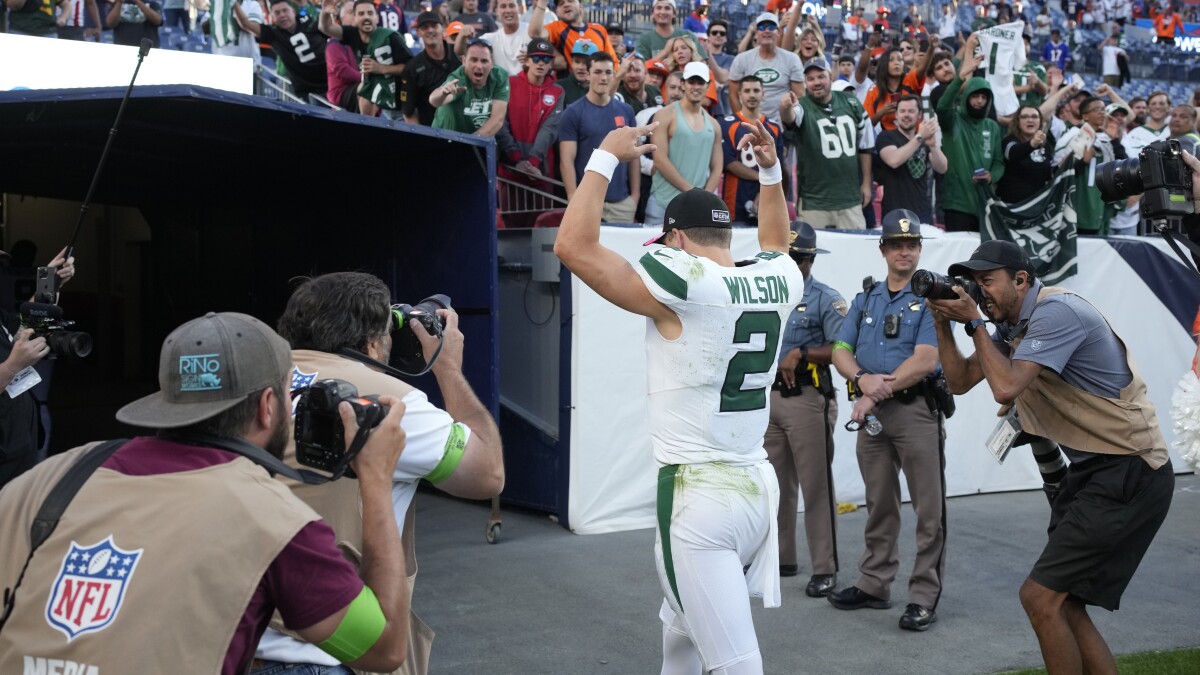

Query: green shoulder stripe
[[639, 252, 688, 300], [755, 251, 783, 260]]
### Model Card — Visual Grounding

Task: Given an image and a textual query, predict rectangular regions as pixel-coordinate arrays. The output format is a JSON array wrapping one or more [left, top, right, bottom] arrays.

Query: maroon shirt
[[103, 438, 364, 675]]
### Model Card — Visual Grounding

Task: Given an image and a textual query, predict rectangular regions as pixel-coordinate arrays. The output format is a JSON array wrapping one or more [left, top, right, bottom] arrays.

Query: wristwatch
[[964, 318, 987, 337], [853, 369, 866, 389], [914, 134, 925, 145]]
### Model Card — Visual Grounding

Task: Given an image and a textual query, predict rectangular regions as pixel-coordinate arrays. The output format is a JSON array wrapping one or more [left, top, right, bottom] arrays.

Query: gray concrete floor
[[411, 474, 1200, 675]]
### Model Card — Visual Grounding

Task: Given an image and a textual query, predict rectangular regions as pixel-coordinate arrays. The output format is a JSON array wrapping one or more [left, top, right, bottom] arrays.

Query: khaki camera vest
[[1008, 287, 1169, 469], [0, 442, 318, 674], [277, 350, 433, 675]]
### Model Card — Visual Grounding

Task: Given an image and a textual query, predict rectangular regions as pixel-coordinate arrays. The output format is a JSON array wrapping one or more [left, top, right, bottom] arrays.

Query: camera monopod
[[43, 38, 153, 301]]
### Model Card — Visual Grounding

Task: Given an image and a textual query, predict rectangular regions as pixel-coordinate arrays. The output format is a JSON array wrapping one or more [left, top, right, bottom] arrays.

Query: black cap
[[415, 10, 444, 26], [527, 37, 553, 56], [644, 189, 732, 246], [948, 240, 1034, 277], [879, 209, 924, 241], [788, 221, 829, 254]]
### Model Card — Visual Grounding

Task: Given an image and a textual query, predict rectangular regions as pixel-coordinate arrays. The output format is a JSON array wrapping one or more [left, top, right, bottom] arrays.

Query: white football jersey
[[635, 247, 804, 467], [976, 20, 1027, 117]]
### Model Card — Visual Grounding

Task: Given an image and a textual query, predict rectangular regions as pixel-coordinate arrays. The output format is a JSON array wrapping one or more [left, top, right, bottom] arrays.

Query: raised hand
[[736, 119, 778, 170], [598, 122, 658, 163]]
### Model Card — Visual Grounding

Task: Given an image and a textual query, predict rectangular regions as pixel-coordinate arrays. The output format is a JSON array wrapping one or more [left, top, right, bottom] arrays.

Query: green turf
[[995, 647, 1200, 674]]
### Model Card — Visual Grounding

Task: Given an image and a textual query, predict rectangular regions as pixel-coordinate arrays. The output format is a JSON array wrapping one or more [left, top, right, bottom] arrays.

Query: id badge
[[985, 407, 1023, 464], [6, 366, 42, 398]]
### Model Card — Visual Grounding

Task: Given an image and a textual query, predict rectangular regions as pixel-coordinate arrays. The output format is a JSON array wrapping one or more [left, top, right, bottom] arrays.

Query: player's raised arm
[[739, 119, 787, 253], [554, 123, 673, 322]]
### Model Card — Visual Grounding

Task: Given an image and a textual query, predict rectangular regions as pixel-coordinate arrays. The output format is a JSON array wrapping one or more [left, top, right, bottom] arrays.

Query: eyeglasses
[[1083, 106, 1105, 116], [756, 22, 778, 31], [1018, 114, 1041, 120], [528, 54, 553, 64], [709, 30, 726, 36], [467, 37, 491, 47]]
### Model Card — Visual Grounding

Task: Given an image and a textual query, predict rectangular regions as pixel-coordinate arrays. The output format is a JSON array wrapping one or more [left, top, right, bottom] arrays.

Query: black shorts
[[1031, 455, 1174, 611]]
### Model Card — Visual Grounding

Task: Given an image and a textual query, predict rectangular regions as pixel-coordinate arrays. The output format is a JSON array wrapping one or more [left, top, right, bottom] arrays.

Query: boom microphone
[[64, 36, 153, 262]]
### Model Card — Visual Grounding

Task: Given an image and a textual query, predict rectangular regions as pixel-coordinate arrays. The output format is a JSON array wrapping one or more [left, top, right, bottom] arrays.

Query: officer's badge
[[908, 300, 922, 312], [832, 299, 848, 317], [796, 303, 808, 313], [899, 219, 911, 233], [46, 536, 143, 641]]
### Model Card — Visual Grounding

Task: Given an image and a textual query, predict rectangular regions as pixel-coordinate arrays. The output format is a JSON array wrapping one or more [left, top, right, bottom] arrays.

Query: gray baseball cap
[[802, 57, 829, 72], [117, 312, 291, 429]]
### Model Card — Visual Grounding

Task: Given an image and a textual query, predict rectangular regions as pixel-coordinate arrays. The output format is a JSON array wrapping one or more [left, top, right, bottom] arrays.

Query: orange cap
[[446, 20, 464, 38]]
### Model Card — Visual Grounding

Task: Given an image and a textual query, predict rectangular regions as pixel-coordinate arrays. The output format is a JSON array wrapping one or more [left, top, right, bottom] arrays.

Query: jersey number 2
[[720, 311, 782, 412]]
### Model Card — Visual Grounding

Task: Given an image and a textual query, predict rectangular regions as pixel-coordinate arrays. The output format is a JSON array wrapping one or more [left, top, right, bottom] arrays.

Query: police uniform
[[763, 222, 847, 598], [827, 210, 946, 632]]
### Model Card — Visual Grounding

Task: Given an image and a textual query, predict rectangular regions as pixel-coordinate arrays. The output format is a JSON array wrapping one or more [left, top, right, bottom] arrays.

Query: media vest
[[273, 350, 434, 675], [0, 442, 318, 673], [1009, 288, 1169, 469]]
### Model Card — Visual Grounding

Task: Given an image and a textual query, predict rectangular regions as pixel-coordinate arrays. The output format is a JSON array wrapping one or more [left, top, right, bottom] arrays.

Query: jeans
[[163, 7, 191, 34], [251, 661, 353, 675]]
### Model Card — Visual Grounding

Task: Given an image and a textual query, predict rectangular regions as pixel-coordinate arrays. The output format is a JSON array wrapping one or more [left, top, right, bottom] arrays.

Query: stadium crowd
[[7, 0, 1200, 234]]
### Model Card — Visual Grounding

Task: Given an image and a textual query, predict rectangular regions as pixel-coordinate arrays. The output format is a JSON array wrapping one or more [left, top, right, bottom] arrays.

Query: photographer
[[254, 272, 503, 674], [0, 312, 412, 673], [927, 241, 1174, 675], [0, 248, 74, 490]]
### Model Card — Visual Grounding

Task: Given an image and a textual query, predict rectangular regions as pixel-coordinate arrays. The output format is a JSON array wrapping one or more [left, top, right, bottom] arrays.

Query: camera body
[[294, 379, 390, 478], [911, 269, 983, 304], [19, 301, 93, 360], [390, 294, 451, 374], [1096, 139, 1194, 219]]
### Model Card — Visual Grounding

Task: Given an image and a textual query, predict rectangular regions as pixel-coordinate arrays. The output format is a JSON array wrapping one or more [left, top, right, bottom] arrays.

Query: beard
[[264, 396, 292, 459]]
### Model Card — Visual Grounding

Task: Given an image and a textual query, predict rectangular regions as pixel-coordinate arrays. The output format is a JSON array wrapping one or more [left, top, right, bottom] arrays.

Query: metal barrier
[[498, 167, 567, 213], [254, 63, 304, 104]]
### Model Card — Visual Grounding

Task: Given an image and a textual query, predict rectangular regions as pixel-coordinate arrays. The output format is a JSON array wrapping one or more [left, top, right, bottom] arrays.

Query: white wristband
[[585, 150, 620, 182], [758, 161, 783, 186]]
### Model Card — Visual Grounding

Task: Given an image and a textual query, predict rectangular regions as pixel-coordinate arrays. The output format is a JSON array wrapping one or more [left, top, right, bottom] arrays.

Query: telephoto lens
[[910, 270, 960, 300]]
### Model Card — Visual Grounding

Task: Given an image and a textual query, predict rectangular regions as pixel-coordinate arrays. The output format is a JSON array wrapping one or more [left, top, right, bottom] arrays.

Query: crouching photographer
[[0, 312, 412, 673], [253, 272, 504, 675], [924, 241, 1174, 675]]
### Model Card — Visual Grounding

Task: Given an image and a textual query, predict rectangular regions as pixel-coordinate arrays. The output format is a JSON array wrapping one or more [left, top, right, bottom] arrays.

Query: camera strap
[[337, 346, 442, 378], [1156, 224, 1200, 281], [1, 439, 127, 635], [183, 433, 337, 485]]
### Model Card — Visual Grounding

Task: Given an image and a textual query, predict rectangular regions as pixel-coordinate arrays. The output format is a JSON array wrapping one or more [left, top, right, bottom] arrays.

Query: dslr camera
[[1096, 139, 1194, 219], [18, 266, 92, 359], [390, 294, 451, 374], [911, 269, 983, 304], [294, 379, 389, 478]]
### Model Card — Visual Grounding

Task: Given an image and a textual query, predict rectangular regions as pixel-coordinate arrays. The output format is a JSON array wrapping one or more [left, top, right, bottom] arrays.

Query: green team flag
[[980, 163, 1079, 285], [209, 0, 240, 49]]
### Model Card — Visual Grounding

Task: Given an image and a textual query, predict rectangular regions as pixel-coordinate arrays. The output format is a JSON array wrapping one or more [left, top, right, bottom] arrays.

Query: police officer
[[763, 221, 847, 598], [827, 209, 946, 632]]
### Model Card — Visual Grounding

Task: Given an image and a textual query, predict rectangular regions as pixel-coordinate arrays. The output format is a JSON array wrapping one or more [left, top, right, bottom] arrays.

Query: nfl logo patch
[[543, 94, 555, 106], [46, 536, 143, 641], [290, 367, 319, 415]]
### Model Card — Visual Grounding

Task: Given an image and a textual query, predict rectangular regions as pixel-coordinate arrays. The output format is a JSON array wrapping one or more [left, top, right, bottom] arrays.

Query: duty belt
[[772, 362, 834, 397]]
